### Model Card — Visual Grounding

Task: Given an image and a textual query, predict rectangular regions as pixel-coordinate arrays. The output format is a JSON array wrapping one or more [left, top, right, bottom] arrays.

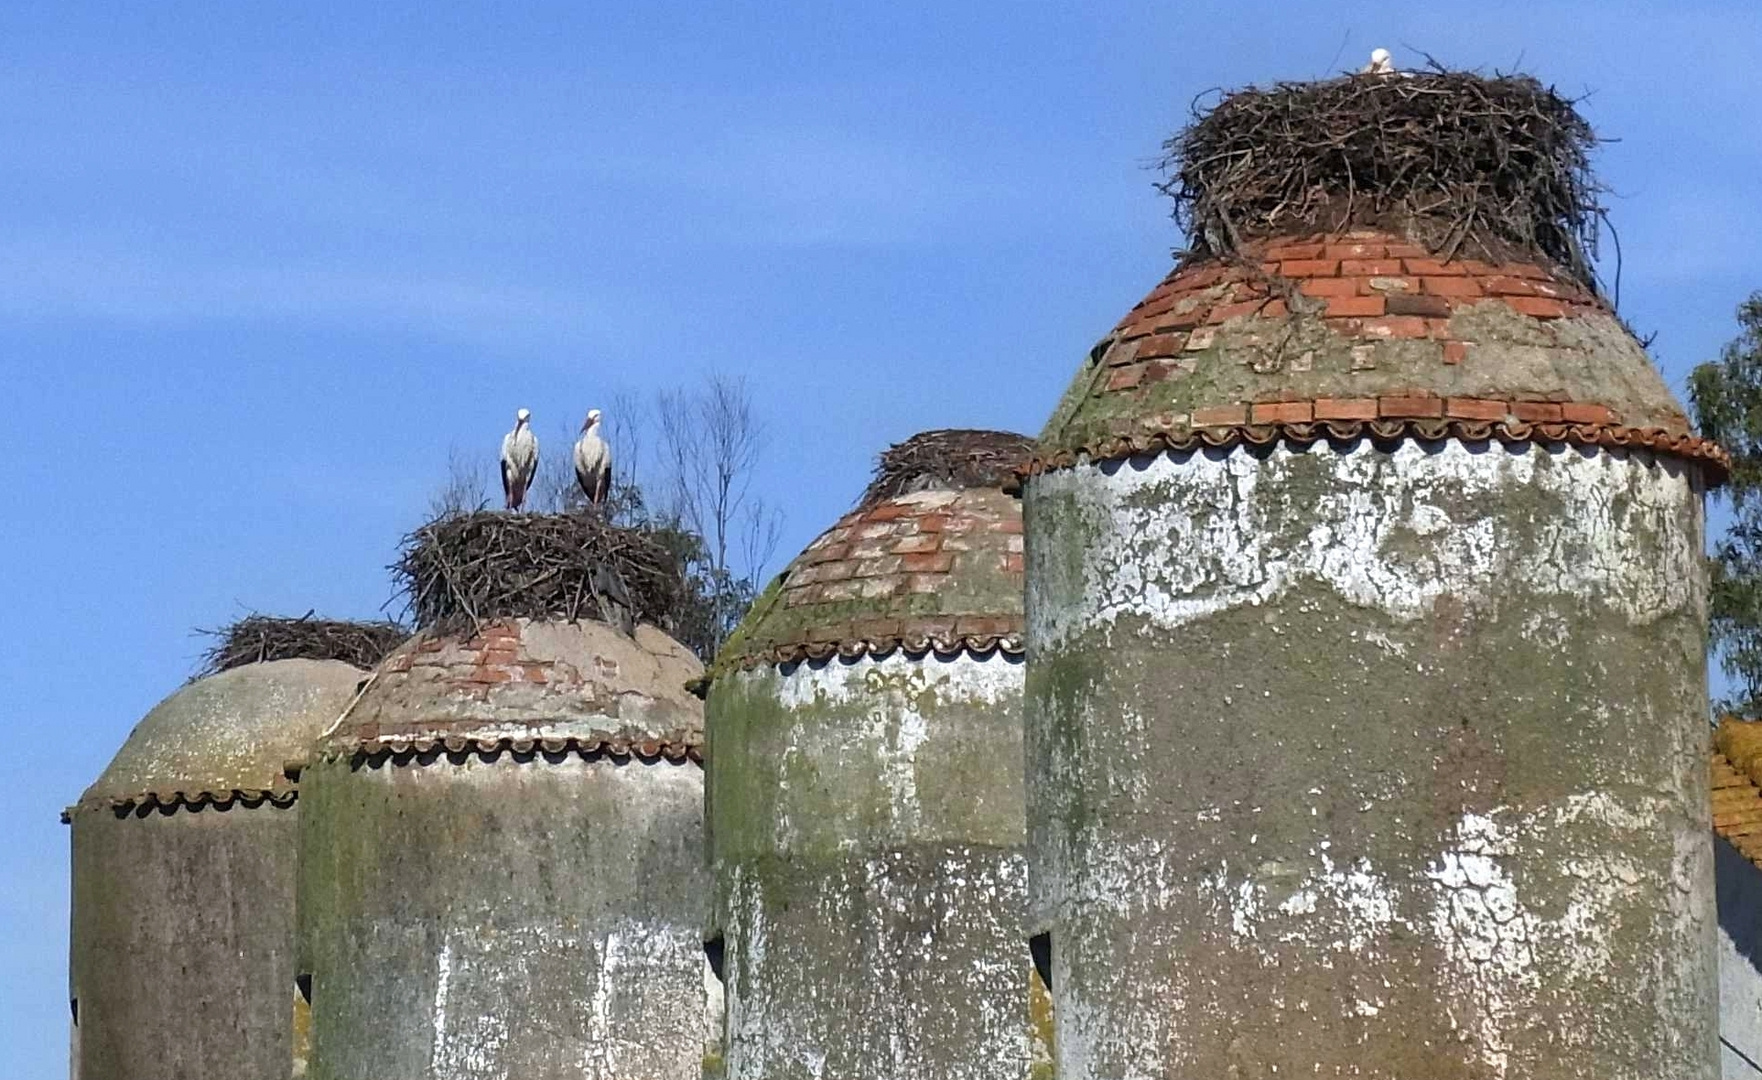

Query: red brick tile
[[889, 534, 941, 555], [1209, 298, 1269, 324], [917, 514, 949, 533], [1265, 242, 1326, 261], [1498, 263, 1551, 280], [1482, 276, 1537, 297], [1325, 243, 1389, 260], [1326, 295, 1385, 318], [1193, 404, 1249, 426], [1281, 259, 1340, 277], [1446, 398, 1507, 421], [1341, 258, 1404, 276], [1261, 298, 1288, 318], [1404, 258, 1466, 276], [1507, 296, 1568, 319], [1386, 294, 1452, 318], [1133, 294, 1177, 320], [1383, 242, 1429, 259], [1181, 267, 1223, 290], [902, 552, 955, 574], [1422, 276, 1484, 298], [1314, 397, 1379, 421], [1299, 278, 1362, 298], [1443, 341, 1469, 365], [1560, 402, 1617, 425], [1510, 401, 1564, 423], [1153, 303, 1210, 331], [1251, 401, 1315, 424], [1359, 316, 1431, 339], [853, 556, 904, 578], [1137, 333, 1187, 359], [1379, 395, 1444, 419]]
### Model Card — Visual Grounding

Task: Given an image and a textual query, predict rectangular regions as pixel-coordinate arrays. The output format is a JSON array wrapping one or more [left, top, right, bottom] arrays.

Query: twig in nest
[[859, 430, 1035, 508], [199, 614, 408, 675], [1157, 67, 1606, 288], [392, 511, 683, 635]]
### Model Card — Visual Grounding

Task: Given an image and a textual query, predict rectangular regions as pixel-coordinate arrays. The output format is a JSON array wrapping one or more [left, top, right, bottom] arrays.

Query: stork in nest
[[574, 408, 613, 510], [1360, 48, 1397, 76], [499, 407, 539, 511]]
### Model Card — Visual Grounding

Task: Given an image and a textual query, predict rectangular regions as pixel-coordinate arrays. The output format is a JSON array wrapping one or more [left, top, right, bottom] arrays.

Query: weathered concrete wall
[[708, 651, 1038, 1080], [1024, 438, 1715, 1080], [298, 752, 708, 1080], [1719, 836, 1762, 1078], [70, 801, 301, 1080], [68, 658, 363, 1080]]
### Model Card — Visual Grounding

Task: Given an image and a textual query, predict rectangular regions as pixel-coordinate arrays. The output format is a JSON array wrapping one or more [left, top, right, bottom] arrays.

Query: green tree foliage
[[1689, 292, 1762, 715]]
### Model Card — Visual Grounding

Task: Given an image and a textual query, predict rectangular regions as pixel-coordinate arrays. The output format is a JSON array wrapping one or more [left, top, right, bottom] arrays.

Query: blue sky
[[3, 1, 1759, 1072]]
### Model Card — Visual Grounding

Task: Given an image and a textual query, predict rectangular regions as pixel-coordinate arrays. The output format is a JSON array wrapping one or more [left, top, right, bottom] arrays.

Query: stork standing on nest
[[1360, 48, 1397, 76], [574, 408, 612, 510], [500, 408, 539, 511]]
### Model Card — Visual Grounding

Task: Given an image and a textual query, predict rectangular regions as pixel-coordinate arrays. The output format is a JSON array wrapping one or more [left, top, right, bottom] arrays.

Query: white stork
[[499, 408, 538, 511], [574, 408, 612, 509], [1361, 48, 1397, 76]]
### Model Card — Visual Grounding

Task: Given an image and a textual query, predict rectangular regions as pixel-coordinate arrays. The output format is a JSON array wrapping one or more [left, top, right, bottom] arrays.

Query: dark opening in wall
[[1030, 933, 1053, 991], [704, 935, 725, 983], [296, 973, 313, 1003], [70, 997, 78, 1025]]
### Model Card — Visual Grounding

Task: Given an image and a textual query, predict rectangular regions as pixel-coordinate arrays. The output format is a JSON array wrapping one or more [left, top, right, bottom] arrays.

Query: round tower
[[67, 658, 366, 1080], [706, 429, 1045, 1080], [1022, 72, 1727, 1078], [297, 617, 709, 1080]]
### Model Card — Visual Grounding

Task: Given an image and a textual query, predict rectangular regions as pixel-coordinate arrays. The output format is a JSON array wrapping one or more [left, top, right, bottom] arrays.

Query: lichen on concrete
[[298, 619, 712, 1080], [707, 652, 1033, 1079], [69, 659, 363, 1080], [299, 752, 710, 1080], [1024, 438, 1715, 1079], [81, 658, 364, 806]]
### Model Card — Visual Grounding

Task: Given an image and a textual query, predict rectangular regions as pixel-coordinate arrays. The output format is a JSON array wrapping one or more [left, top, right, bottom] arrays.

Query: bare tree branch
[[429, 445, 491, 518]]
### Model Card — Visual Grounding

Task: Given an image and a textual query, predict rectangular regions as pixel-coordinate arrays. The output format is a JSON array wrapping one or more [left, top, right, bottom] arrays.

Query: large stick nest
[[200, 614, 409, 675], [394, 511, 682, 634], [860, 429, 1035, 508], [1160, 68, 1605, 286]]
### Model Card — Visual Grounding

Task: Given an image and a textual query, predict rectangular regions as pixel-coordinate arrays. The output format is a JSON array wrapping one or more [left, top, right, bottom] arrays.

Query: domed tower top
[[75, 658, 366, 813], [1032, 69, 1727, 480], [715, 428, 1032, 671], [316, 510, 706, 761], [322, 618, 704, 760]]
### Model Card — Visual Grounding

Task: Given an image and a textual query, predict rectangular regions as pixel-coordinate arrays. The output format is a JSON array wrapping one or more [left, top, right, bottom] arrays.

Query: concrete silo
[[67, 658, 365, 1080], [1022, 72, 1730, 1078], [296, 617, 710, 1080], [705, 429, 1047, 1080]]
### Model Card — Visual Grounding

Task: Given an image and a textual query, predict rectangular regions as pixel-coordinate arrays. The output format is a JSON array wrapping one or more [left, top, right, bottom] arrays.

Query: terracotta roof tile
[[1715, 719, 1762, 869], [1045, 231, 1719, 479], [715, 487, 1024, 672]]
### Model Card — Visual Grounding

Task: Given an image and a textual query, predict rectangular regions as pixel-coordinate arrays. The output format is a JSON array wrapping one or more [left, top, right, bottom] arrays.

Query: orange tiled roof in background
[[1714, 719, 1762, 867]]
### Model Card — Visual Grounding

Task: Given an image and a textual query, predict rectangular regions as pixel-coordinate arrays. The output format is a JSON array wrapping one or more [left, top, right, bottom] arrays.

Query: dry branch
[[200, 614, 408, 674], [860, 429, 1035, 508], [393, 511, 682, 634], [1160, 68, 1605, 286]]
